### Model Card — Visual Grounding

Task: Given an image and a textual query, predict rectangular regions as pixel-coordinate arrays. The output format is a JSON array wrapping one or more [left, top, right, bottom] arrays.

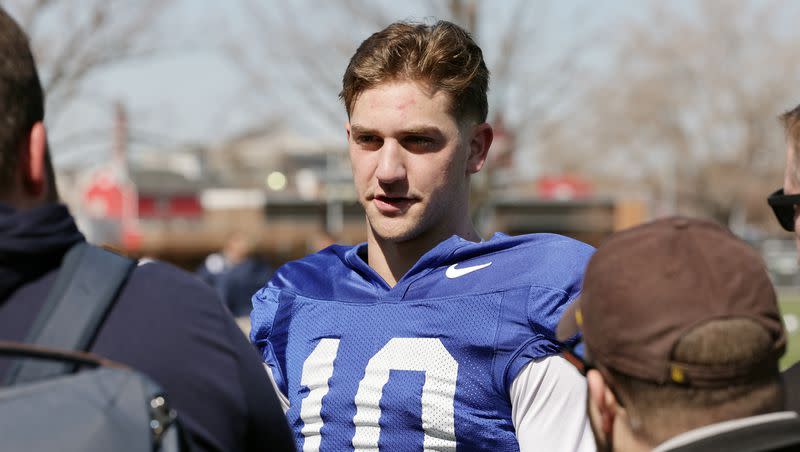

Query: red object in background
[[121, 224, 142, 251], [83, 169, 129, 218], [137, 196, 159, 218], [136, 195, 202, 218], [168, 195, 203, 217], [538, 175, 592, 200]]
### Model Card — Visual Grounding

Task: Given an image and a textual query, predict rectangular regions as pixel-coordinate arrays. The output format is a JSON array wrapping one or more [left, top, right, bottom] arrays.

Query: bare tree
[[2, 0, 176, 151], [540, 0, 800, 226], [226, 0, 596, 171]]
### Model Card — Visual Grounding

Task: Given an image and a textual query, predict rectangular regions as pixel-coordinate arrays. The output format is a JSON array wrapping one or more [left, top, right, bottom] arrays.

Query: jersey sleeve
[[250, 285, 287, 393], [500, 285, 581, 390], [510, 356, 594, 452], [496, 240, 586, 379]]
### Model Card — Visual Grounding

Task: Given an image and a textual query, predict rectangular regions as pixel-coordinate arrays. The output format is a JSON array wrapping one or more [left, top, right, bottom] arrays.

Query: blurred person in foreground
[[197, 231, 273, 318], [557, 217, 800, 452], [0, 8, 294, 452], [251, 19, 594, 451], [768, 103, 800, 413]]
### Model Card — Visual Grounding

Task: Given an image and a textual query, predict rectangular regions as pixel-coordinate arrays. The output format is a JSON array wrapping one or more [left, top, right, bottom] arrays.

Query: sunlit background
[[4, 0, 800, 365]]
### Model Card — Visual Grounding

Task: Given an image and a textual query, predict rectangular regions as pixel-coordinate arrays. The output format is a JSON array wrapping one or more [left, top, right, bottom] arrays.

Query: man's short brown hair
[[606, 318, 783, 446], [340, 20, 489, 124], [0, 7, 45, 195], [780, 104, 800, 185]]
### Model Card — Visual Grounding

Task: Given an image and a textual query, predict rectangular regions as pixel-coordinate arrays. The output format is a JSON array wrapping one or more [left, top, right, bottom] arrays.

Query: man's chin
[[372, 227, 421, 244], [367, 217, 424, 244]]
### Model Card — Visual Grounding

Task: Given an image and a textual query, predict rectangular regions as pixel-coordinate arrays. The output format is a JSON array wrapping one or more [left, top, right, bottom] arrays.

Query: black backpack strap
[[4, 242, 137, 385]]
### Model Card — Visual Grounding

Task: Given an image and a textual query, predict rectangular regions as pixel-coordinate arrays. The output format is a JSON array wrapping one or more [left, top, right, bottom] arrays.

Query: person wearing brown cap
[[768, 103, 800, 414], [557, 217, 800, 452]]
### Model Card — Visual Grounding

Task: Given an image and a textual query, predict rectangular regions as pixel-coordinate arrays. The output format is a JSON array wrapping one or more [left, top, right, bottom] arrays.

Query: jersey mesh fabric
[[251, 233, 593, 451]]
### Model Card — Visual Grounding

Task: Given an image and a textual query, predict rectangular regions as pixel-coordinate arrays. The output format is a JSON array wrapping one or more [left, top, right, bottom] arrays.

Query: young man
[[252, 20, 594, 451], [0, 8, 294, 452], [557, 217, 800, 452]]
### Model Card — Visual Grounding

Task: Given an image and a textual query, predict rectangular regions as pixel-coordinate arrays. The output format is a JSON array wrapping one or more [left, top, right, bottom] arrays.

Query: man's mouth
[[373, 195, 417, 215]]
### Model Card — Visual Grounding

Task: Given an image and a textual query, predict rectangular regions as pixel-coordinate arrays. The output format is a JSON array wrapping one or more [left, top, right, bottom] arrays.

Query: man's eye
[[405, 135, 434, 147], [355, 135, 380, 146], [354, 135, 383, 150]]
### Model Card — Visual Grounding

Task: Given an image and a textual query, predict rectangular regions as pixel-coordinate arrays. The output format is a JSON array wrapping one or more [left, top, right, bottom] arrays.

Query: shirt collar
[[653, 411, 799, 452]]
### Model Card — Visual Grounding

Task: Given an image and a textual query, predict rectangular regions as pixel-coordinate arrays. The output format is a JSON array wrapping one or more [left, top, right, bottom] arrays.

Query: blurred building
[[58, 121, 650, 268]]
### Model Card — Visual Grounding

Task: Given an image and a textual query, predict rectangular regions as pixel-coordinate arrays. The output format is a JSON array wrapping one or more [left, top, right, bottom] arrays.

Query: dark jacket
[[0, 203, 294, 452], [655, 412, 800, 452], [783, 361, 800, 414]]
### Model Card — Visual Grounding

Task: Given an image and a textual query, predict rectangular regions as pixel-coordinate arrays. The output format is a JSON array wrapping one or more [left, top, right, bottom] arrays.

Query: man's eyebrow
[[401, 126, 443, 135], [349, 124, 443, 135], [349, 124, 376, 135]]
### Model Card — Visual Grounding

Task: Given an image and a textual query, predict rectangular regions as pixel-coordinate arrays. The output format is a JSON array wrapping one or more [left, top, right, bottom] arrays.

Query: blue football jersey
[[251, 233, 593, 451]]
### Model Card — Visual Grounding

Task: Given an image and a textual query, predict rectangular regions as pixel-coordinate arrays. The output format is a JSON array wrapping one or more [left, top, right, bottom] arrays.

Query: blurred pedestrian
[[558, 217, 800, 452], [197, 232, 273, 318]]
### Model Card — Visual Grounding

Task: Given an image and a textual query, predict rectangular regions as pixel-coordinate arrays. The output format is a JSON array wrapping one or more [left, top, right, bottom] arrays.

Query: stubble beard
[[366, 209, 429, 244], [364, 196, 450, 246]]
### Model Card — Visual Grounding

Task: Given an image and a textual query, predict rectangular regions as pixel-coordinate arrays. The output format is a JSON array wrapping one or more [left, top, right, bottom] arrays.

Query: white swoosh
[[445, 262, 492, 279]]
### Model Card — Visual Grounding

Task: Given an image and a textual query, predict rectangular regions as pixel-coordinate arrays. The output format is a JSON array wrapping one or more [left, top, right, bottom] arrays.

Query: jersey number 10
[[299, 337, 459, 451]]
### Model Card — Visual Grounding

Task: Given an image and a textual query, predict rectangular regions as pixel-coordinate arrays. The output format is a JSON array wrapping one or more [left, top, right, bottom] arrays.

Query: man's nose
[[375, 139, 406, 184]]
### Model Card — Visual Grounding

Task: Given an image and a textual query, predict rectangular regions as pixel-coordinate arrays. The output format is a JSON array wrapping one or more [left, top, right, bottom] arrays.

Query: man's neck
[[611, 416, 656, 452], [367, 222, 481, 287]]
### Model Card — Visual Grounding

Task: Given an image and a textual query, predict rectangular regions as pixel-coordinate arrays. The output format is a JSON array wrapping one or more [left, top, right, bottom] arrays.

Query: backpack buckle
[[149, 393, 178, 446]]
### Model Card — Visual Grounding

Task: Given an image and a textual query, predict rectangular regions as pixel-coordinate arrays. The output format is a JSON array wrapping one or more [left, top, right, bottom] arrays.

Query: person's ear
[[588, 369, 618, 435], [466, 122, 493, 174], [18, 121, 48, 198], [346, 121, 352, 141]]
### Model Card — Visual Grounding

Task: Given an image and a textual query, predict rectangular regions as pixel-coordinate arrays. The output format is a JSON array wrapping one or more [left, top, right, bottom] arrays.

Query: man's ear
[[19, 121, 48, 198], [466, 122, 493, 174], [345, 121, 352, 142], [587, 369, 619, 436], [784, 141, 798, 192]]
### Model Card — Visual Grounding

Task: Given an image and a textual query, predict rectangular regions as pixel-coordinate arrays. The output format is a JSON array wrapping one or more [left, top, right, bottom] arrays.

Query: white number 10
[[298, 338, 459, 451]]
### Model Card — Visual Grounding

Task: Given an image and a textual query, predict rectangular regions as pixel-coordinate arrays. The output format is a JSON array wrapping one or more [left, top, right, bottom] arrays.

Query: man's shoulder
[[655, 412, 800, 452], [468, 233, 594, 290], [492, 232, 594, 260], [267, 244, 358, 296], [384, 233, 591, 302], [96, 259, 292, 451], [782, 361, 800, 413], [783, 360, 800, 378], [130, 259, 218, 297], [117, 258, 230, 322]]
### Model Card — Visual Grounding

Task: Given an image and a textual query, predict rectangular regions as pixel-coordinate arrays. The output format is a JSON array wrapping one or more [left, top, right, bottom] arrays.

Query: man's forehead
[[352, 81, 452, 112]]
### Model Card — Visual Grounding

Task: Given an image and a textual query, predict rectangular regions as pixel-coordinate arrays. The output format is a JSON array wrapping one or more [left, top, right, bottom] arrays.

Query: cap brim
[[557, 299, 582, 342]]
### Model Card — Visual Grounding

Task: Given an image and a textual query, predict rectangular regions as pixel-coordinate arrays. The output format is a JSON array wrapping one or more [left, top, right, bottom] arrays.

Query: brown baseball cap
[[557, 216, 786, 387]]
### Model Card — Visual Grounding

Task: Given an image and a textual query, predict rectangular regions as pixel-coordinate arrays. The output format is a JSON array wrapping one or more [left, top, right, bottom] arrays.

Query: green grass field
[[779, 290, 800, 370]]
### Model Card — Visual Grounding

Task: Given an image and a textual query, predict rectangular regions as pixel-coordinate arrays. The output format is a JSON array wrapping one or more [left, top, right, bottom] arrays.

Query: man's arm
[[510, 355, 595, 452]]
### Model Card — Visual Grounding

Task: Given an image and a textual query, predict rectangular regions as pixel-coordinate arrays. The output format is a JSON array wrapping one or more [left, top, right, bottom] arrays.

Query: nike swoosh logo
[[445, 262, 492, 279]]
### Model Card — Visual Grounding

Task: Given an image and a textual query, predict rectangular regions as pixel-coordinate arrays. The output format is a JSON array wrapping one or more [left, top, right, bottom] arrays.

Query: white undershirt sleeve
[[264, 363, 291, 413], [510, 355, 595, 452]]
